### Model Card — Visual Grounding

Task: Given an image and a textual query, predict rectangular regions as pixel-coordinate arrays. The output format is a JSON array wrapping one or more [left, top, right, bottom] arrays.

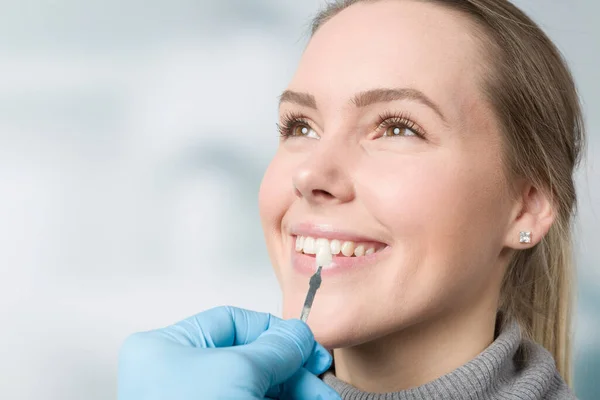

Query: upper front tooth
[[330, 239, 341, 255], [315, 238, 329, 251], [341, 241, 355, 257], [303, 237, 316, 254], [295, 236, 305, 252]]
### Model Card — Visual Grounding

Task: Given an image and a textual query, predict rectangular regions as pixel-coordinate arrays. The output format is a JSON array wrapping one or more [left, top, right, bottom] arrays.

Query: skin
[[258, 0, 554, 393]]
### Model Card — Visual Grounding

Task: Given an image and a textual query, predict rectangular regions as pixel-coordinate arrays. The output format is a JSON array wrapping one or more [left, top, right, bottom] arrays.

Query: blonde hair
[[310, 0, 585, 385]]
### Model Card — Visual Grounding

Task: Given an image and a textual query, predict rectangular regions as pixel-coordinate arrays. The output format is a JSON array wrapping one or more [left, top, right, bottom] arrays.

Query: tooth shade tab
[[316, 244, 332, 267]]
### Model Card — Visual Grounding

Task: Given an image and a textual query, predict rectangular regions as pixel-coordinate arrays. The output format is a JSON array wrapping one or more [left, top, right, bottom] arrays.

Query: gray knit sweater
[[322, 320, 577, 399]]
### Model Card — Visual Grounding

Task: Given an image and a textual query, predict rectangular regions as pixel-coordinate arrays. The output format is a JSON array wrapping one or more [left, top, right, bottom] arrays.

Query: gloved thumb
[[235, 318, 329, 389]]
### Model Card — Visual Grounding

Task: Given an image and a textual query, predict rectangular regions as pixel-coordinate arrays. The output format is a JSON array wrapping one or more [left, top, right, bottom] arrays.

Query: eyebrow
[[279, 87, 447, 123], [279, 90, 317, 109]]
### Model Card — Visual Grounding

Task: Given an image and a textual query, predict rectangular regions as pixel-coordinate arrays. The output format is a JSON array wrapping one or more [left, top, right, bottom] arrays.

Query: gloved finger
[[237, 318, 316, 390], [303, 342, 333, 375], [152, 306, 282, 348], [266, 368, 341, 400]]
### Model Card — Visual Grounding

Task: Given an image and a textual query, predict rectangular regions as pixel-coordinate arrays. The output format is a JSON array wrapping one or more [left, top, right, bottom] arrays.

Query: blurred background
[[0, 0, 597, 399]]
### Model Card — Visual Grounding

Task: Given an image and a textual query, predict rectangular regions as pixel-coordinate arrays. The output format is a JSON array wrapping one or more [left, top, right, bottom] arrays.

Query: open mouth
[[294, 236, 387, 258]]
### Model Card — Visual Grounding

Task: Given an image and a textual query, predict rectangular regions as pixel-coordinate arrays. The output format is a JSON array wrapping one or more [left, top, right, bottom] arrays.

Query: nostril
[[312, 189, 334, 199]]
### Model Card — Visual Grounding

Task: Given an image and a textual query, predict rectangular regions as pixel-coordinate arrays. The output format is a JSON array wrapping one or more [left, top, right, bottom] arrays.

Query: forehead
[[290, 0, 487, 122]]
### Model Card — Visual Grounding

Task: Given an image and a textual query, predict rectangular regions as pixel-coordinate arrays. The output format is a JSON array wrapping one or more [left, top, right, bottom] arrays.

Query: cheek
[[361, 150, 507, 237], [259, 153, 291, 221], [357, 157, 452, 233], [258, 153, 294, 277], [359, 151, 509, 294]]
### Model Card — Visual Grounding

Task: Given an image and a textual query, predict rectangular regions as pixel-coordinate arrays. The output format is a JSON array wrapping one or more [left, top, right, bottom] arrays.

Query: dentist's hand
[[118, 306, 340, 400]]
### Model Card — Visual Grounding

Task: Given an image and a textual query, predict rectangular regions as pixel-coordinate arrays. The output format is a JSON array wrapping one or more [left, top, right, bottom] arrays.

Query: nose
[[292, 139, 355, 206]]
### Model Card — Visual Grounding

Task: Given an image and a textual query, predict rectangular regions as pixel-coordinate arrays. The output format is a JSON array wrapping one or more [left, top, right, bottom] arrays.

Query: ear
[[504, 183, 555, 249]]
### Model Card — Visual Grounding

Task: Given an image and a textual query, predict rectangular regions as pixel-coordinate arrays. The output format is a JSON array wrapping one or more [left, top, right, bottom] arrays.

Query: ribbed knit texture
[[322, 320, 577, 399]]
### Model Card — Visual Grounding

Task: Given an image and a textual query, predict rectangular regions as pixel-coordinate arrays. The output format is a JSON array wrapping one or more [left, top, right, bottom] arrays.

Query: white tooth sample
[[295, 236, 305, 252], [365, 247, 375, 255], [316, 244, 333, 267], [303, 236, 316, 254], [330, 239, 341, 255], [315, 238, 330, 252], [354, 245, 365, 257], [341, 241, 355, 257]]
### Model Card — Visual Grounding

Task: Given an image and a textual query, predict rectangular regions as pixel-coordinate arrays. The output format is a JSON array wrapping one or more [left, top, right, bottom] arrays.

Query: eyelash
[[276, 111, 427, 139], [277, 111, 312, 138], [374, 111, 426, 139]]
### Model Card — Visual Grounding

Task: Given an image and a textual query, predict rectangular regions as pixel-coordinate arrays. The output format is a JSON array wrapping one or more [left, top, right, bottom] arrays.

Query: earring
[[519, 231, 532, 244]]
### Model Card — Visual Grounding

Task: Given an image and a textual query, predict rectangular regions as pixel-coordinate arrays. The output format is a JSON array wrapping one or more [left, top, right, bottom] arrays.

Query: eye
[[277, 112, 320, 139], [376, 112, 426, 140], [383, 125, 417, 138], [290, 123, 319, 139]]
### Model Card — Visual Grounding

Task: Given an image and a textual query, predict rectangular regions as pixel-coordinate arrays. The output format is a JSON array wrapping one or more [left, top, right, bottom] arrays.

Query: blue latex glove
[[118, 306, 341, 400]]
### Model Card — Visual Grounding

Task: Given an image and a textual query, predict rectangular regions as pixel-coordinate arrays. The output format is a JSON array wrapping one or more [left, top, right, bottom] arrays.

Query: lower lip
[[291, 246, 390, 277]]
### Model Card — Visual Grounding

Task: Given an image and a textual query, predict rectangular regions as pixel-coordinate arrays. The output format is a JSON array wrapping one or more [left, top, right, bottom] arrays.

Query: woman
[[118, 0, 584, 399]]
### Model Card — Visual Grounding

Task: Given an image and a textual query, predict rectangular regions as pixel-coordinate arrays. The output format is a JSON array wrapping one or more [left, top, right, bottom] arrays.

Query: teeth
[[315, 238, 329, 249], [354, 245, 365, 257], [341, 241, 355, 257], [295, 236, 383, 257], [295, 236, 304, 252], [303, 237, 316, 254], [330, 239, 341, 255]]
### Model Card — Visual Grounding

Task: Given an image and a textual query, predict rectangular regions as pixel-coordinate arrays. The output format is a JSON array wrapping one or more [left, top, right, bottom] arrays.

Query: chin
[[311, 320, 365, 350], [282, 294, 384, 350]]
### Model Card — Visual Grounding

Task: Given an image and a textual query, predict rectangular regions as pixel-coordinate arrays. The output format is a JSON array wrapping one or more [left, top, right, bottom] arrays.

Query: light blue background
[[0, 1, 597, 399]]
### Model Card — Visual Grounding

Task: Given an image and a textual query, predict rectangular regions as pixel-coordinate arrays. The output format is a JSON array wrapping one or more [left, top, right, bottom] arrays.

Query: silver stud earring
[[519, 231, 532, 244]]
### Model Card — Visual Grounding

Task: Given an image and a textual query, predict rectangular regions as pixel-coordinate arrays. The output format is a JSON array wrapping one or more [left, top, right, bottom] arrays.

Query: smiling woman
[[118, 0, 585, 399], [258, 0, 584, 398]]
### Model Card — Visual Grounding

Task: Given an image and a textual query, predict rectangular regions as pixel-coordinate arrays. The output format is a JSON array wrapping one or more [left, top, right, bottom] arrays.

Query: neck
[[332, 304, 499, 393]]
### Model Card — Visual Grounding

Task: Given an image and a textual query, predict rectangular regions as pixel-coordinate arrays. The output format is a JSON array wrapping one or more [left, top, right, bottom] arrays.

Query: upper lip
[[288, 222, 388, 245]]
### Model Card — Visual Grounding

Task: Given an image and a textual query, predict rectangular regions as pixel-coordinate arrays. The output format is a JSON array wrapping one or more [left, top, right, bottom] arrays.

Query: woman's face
[[259, 0, 514, 348]]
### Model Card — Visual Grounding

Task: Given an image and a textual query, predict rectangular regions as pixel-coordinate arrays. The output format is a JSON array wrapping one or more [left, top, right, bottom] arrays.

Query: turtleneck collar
[[322, 320, 576, 399]]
